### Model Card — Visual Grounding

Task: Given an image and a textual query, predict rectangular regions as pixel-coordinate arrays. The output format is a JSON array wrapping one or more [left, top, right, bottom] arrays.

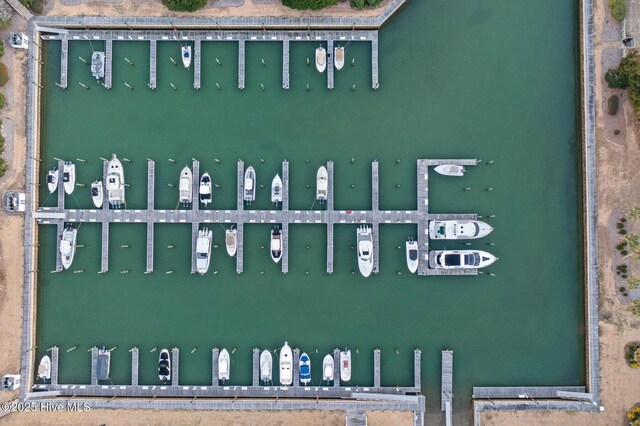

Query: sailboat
[[316, 166, 328, 201], [181, 45, 192, 68], [271, 174, 283, 204], [340, 348, 351, 382], [315, 46, 327, 73], [199, 172, 212, 206], [91, 180, 103, 208], [279, 341, 293, 386], [322, 354, 334, 382], [406, 239, 418, 274], [225, 228, 238, 257], [179, 166, 193, 206], [244, 166, 256, 203], [63, 161, 75, 195], [260, 349, 273, 384], [46, 168, 58, 193], [357, 225, 374, 277], [60, 226, 77, 270], [195, 228, 212, 275], [334, 45, 345, 70], [218, 348, 230, 381], [270, 227, 282, 263], [38, 355, 51, 380], [106, 154, 125, 208]]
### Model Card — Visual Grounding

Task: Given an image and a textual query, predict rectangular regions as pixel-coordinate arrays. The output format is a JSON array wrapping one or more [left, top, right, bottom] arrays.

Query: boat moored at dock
[[315, 46, 326, 73], [340, 349, 351, 382], [244, 166, 256, 203], [106, 154, 125, 208], [279, 341, 293, 386], [429, 220, 493, 240], [434, 164, 465, 177], [96, 347, 111, 381], [179, 166, 193, 206], [218, 348, 230, 381], [91, 51, 105, 80], [322, 354, 334, 382], [225, 228, 237, 257], [60, 225, 77, 270], [181, 45, 192, 68], [430, 250, 497, 270], [270, 227, 282, 263], [299, 352, 311, 385], [357, 225, 374, 277], [46, 169, 58, 193], [406, 239, 418, 274], [199, 172, 212, 206], [271, 174, 283, 204], [91, 180, 103, 208], [195, 228, 212, 275], [316, 166, 328, 202], [260, 349, 272, 384], [158, 349, 171, 381], [63, 162, 75, 195], [334, 45, 345, 70], [37, 355, 51, 380]]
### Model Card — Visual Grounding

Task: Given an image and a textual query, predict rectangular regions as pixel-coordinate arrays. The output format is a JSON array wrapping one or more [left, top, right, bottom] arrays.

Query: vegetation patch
[[351, 0, 382, 8], [609, 0, 627, 21], [0, 63, 7, 87], [0, 3, 11, 30], [282, 0, 337, 10], [626, 342, 640, 368], [161, 0, 207, 12], [628, 403, 640, 425], [608, 95, 620, 115], [0, 120, 6, 178], [605, 53, 640, 111]]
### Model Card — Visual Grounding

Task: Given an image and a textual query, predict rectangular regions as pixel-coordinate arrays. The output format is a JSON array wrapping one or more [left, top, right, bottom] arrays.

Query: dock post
[[100, 222, 109, 273], [282, 38, 290, 90], [327, 39, 334, 90], [57, 159, 65, 210], [50, 346, 59, 386], [212, 348, 219, 386], [238, 38, 245, 90], [60, 35, 68, 89], [90, 346, 98, 385], [171, 347, 179, 386], [131, 347, 139, 386], [372, 161, 380, 274], [252, 348, 259, 387], [281, 161, 289, 274], [371, 32, 379, 90], [374, 348, 381, 388], [55, 221, 64, 272], [293, 348, 300, 386], [236, 161, 244, 273], [149, 40, 157, 89], [416, 160, 429, 275], [333, 348, 340, 387], [194, 38, 201, 89], [105, 38, 113, 89], [326, 161, 334, 274], [414, 348, 422, 390]]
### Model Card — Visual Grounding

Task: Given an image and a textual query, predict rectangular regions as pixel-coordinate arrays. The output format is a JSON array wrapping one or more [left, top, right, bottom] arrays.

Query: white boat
[[271, 174, 283, 204], [60, 226, 77, 270], [434, 164, 465, 176], [299, 352, 311, 385], [315, 46, 327, 73], [406, 239, 418, 274], [199, 172, 212, 206], [334, 45, 345, 70], [270, 228, 282, 263], [339, 349, 351, 382], [218, 348, 230, 381], [106, 154, 125, 208], [244, 166, 256, 203], [429, 220, 494, 240], [430, 250, 498, 270], [158, 349, 171, 381], [260, 350, 273, 383], [357, 225, 374, 278], [195, 228, 212, 275], [38, 355, 51, 380], [279, 341, 293, 386], [179, 166, 193, 205], [46, 169, 58, 193], [91, 51, 105, 80], [181, 45, 192, 68], [91, 180, 103, 208], [225, 228, 237, 257], [63, 162, 75, 195], [316, 166, 328, 201], [96, 347, 111, 381], [322, 354, 334, 382]]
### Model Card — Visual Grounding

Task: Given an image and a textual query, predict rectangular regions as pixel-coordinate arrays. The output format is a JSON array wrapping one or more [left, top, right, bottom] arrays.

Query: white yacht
[[179, 166, 193, 205], [357, 225, 373, 278], [339, 349, 351, 382], [434, 164, 465, 176], [195, 228, 212, 275], [271, 174, 283, 204], [316, 166, 328, 201], [322, 354, 334, 382], [63, 161, 75, 195], [244, 166, 256, 203], [218, 348, 230, 381], [279, 341, 293, 386], [158, 349, 171, 381], [91, 180, 103, 208], [60, 226, 77, 270], [315, 46, 327, 73], [260, 349, 273, 384], [46, 168, 58, 193], [225, 228, 238, 257], [181, 45, 192, 68], [406, 239, 418, 274], [430, 250, 497, 270], [91, 51, 105, 80], [429, 219, 494, 240], [270, 228, 282, 263], [106, 154, 125, 208], [38, 355, 51, 380], [334, 45, 345, 70], [199, 172, 212, 206]]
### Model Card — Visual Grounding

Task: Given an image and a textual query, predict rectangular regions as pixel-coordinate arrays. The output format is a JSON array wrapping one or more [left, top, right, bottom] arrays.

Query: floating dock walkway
[[441, 350, 453, 426]]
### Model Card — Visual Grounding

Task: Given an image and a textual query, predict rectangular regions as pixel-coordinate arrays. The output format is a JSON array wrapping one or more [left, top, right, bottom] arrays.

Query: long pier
[[104, 39, 113, 89], [441, 350, 453, 426]]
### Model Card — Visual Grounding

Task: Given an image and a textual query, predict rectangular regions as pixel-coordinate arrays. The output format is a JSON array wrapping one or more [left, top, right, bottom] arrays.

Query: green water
[[36, 1, 582, 423]]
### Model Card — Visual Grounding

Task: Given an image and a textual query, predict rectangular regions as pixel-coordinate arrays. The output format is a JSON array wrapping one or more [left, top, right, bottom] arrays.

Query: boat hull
[[430, 250, 498, 269], [181, 46, 192, 68], [406, 240, 419, 274], [434, 164, 465, 176], [47, 170, 58, 193], [340, 350, 351, 382], [428, 220, 494, 240], [158, 349, 171, 381], [357, 225, 374, 277], [315, 47, 327, 73], [218, 349, 230, 380], [60, 227, 77, 270], [179, 166, 193, 204], [322, 354, 334, 382], [225, 229, 238, 257], [199, 173, 212, 206], [244, 166, 256, 202], [38, 355, 51, 380], [91, 181, 103, 208], [260, 350, 273, 383], [270, 229, 282, 263], [334, 46, 345, 70], [299, 352, 311, 385], [271, 174, 283, 203], [63, 163, 75, 195], [106, 154, 125, 208], [316, 166, 328, 201], [195, 228, 212, 275]]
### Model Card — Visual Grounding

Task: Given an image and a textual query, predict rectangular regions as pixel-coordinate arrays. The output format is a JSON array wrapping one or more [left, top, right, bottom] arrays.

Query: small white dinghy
[[181, 45, 192, 68], [340, 348, 351, 382], [315, 46, 327, 73], [91, 180, 103, 208], [38, 355, 51, 380], [279, 341, 293, 386], [406, 239, 419, 274], [434, 165, 465, 177], [218, 348, 230, 381], [225, 228, 237, 257], [260, 349, 273, 384], [271, 174, 283, 204], [46, 169, 58, 193], [316, 166, 328, 202], [334, 45, 345, 70], [63, 161, 75, 195], [179, 166, 193, 206], [322, 354, 334, 382], [199, 172, 212, 206]]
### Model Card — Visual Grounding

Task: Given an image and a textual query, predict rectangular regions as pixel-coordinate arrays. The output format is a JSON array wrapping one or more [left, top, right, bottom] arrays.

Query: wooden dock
[[171, 348, 179, 386], [91, 347, 98, 385], [104, 39, 113, 89], [252, 348, 259, 387], [50, 346, 59, 386], [60, 36, 68, 88], [149, 39, 157, 89], [441, 349, 453, 426], [472, 386, 587, 399], [236, 161, 244, 273], [281, 161, 289, 274], [211, 348, 219, 386], [373, 348, 381, 388], [131, 347, 139, 386], [238, 38, 245, 90], [327, 39, 334, 90], [100, 222, 109, 273], [193, 39, 201, 89], [371, 161, 379, 274], [326, 161, 334, 274], [282, 39, 290, 90]]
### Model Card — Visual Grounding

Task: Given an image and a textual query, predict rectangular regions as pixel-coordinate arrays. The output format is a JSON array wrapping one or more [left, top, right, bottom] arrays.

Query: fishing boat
[[271, 174, 283, 204], [434, 164, 465, 177], [316, 166, 328, 201], [91, 180, 103, 208], [334, 45, 345, 70], [279, 341, 293, 386], [106, 154, 125, 208], [430, 250, 497, 270], [37, 355, 51, 380], [96, 347, 111, 381], [218, 348, 230, 381], [357, 225, 374, 278], [244, 166, 256, 203], [199, 172, 212, 206], [225, 228, 238, 257], [60, 225, 77, 270], [339, 349, 351, 382], [91, 51, 105, 80], [299, 352, 311, 385], [158, 349, 171, 381], [179, 166, 193, 205], [63, 161, 75, 195], [181, 45, 192, 68], [260, 349, 273, 384], [322, 354, 334, 382], [46, 168, 58, 193], [315, 46, 327, 73], [195, 228, 212, 275], [270, 227, 282, 263], [406, 239, 419, 274], [429, 219, 494, 240]]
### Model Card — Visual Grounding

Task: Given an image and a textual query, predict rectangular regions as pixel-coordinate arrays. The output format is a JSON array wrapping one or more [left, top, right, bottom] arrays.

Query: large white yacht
[[179, 166, 193, 206], [430, 250, 497, 270], [271, 174, 283, 204], [218, 348, 230, 381], [260, 349, 272, 384], [340, 349, 351, 382], [244, 166, 256, 203], [406, 239, 419, 273], [357, 225, 373, 277], [429, 220, 493, 240], [279, 341, 293, 386], [316, 166, 328, 201], [106, 154, 125, 208], [199, 172, 212, 206]]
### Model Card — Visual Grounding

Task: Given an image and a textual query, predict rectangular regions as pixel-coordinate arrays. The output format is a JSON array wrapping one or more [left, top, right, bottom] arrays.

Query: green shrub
[[606, 68, 627, 88], [620, 286, 626, 292], [0, 92, 5, 109], [608, 95, 620, 115], [622, 250, 629, 255], [0, 63, 7, 87], [0, 41, 4, 58], [352, 0, 364, 6], [161, 0, 207, 12], [283, 0, 337, 10], [0, 159, 6, 178], [609, 0, 627, 21], [617, 222, 625, 229], [620, 229, 628, 235], [0, 3, 11, 30], [351, 0, 380, 7], [31, 0, 43, 14], [626, 342, 640, 367], [622, 217, 627, 222]]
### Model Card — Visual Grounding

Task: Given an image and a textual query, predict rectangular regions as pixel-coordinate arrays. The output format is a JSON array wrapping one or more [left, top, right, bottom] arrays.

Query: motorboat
[[299, 352, 311, 385], [322, 354, 334, 382], [225, 228, 237, 257], [279, 341, 293, 386], [357, 225, 373, 278], [316, 166, 328, 201], [430, 250, 498, 270], [91, 180, 103, 208], [158, 349, 171, 381], [46, 168, 58, 193], [339, 349, 351, 382], [244, 166, 256, 203], [96, 347, 111, 381], [199, 172, 212, 206], [91, 51, 105, 80], [179, 166, 193, 205], [270, 228, 282, 263], [106, 154, 125, 208], [37, 355, 51, 380], [334, 45, 345, 70], [315, 46, 327, 73], [195, 228, 212, 275], [63, 161, 75, 195], [60, 226, 77, 270], [434, 164, 465, 177], [429, 220, 494, 240], [218, 348, 230, 381], [260, 349, 273, 383], [406, 239, 418, 274], [271, 174, 283, 204], [181, 45, 192, 68]]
